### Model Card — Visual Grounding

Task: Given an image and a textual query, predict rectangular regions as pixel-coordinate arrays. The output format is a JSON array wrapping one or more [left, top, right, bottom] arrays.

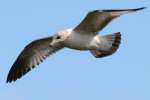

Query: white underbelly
[[63, 33, 94, 50]]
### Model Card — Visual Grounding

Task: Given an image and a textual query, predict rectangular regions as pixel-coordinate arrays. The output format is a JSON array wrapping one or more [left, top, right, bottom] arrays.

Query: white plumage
[[6, 7, 145, 83]]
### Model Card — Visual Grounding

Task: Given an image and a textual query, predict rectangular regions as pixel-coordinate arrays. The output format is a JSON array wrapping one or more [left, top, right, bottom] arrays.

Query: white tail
[[90, 32, 121, 58]]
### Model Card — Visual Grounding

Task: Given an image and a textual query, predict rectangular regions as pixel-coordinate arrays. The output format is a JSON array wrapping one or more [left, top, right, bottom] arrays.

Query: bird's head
[[50, 31, 70, 46]]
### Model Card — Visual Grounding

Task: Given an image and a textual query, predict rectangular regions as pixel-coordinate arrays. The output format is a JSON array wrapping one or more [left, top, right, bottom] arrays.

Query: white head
[[50, 29, 72, 46]]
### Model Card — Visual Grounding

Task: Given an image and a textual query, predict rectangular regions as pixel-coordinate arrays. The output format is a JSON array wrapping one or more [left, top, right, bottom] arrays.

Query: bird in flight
[[7, 7, 146, 83]]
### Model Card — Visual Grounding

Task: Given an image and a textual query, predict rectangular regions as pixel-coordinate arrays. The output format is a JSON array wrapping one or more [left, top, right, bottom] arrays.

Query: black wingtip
[[6, 80, 12, 83], [6, 76, 14, 83], [94, 7, 147, 13], [6, 74, 14, 83], [6, 79, 11, 83], [133, 7, 147, 11]]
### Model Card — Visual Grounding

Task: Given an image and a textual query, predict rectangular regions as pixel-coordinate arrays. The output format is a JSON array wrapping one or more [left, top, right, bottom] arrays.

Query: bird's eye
[[56, 35, 61, 39]]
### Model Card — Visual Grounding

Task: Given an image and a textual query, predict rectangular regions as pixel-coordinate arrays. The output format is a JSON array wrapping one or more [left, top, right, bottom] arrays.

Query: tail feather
[[90, 32, 121, 58]]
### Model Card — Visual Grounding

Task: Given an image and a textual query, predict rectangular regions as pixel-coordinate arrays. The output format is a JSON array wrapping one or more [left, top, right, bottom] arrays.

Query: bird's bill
[[49, 40, 56, 47], [49, 39, 61, 47]]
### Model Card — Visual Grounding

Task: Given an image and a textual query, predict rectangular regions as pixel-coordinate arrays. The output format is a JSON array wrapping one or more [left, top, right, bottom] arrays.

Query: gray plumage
[[6, 7, 145, 83]]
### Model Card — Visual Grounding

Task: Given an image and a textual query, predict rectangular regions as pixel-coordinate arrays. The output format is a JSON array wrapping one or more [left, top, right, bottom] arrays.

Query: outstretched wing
[[74, 7, 145, 34], [7, 36, 63, 83]]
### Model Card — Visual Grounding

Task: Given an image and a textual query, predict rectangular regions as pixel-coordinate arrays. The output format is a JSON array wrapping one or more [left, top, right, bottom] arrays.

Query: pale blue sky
[[0, 0, 149, 100]]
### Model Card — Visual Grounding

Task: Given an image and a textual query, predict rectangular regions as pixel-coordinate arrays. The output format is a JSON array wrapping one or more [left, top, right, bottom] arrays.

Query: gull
[[6, 7, 145, 83]]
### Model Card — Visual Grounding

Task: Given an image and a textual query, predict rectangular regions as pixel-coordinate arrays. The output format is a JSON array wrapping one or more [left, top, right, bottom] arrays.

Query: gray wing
[[74, 7, 145, 34], [7, 36, 63, 83]]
